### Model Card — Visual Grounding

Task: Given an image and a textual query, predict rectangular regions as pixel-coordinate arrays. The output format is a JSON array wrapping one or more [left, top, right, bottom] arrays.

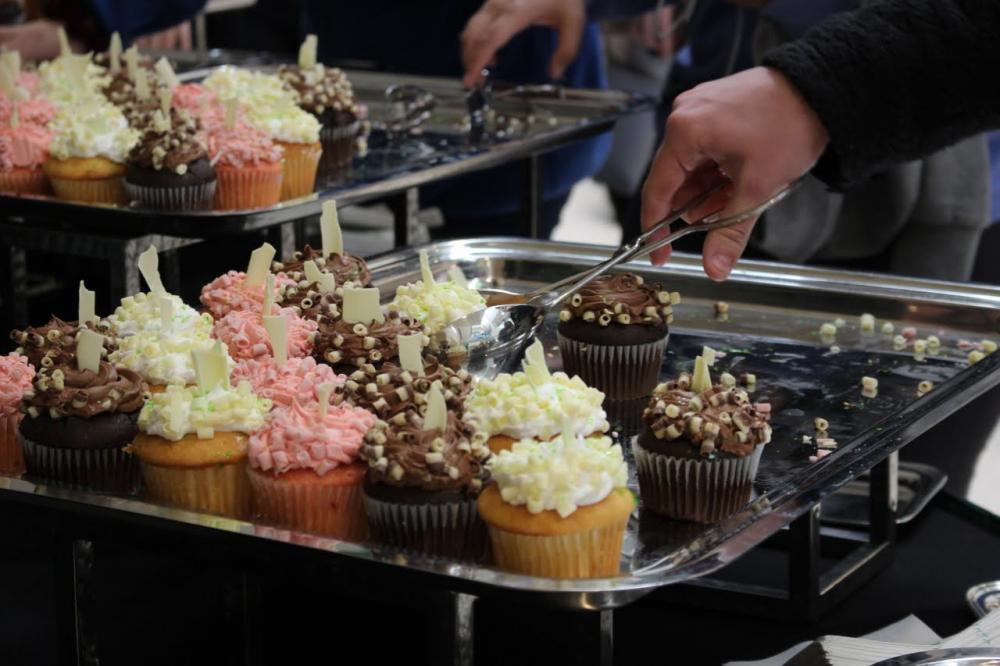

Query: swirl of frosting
[[37, 55, 109, 106], [109, 292, 210, 338], [360, 412, 490, 495], [390, 276, 486, 336], [203, 67, 293, 109], [110, 324, 233, 387], [276, 281, 341, 321], [200, 270, 295, 320], [172, 83, 218, 117], [212, 307, 317, 361], [207, 123, 283, 168], [311, 310, 424, 371], [465, 371, 608, 440], [138, 380, 271, 442], [0, 353, 35, 416], [23, 360, 145, 420], [0, 123, 51, 170], [231, 355, 343, 406], [10, 317, 115, 369], [277, 64, 362, 121], [48, 100, 139, 162], [246, 102, 321, 144], [272, 244, 372, 287], [642, 379, 772, 457], [127, 110, 207, 172], [487, 433, 628, 517], [559, 272, 673, 328], [249, 399, 375, 476], [0, 98, 56, 129], [335, 357, 472, 419]]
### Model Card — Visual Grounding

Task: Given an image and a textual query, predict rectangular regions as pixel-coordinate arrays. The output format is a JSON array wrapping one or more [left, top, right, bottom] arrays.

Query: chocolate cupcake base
[[319, 121, 360, 173], [124, 181, 217, 211], [632, 435, 763, 524], [20, 434, 140, 494], [558, 333, 667, 401]]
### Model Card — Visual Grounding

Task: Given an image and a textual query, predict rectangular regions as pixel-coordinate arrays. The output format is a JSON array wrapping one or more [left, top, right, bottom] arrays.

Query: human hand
[[135, 21, 193, 52], [640, 66, 829, 280], [461, 0, 585, 87], [0, 20, 66, 61]]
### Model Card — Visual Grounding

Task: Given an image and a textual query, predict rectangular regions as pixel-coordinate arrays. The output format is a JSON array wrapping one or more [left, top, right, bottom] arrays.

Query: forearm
[[763, 0, 1000, 189]]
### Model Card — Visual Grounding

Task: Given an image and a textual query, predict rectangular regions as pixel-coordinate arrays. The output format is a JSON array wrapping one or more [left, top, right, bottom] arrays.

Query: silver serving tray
[[0, 69, 649, 237], [2, 238, 999, 609], [967, 582, 1000, 618], [874, 648, 1000, 665]]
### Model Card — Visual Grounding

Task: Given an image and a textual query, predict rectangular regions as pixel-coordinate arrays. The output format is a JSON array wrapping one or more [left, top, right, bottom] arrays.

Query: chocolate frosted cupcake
[[10, 317, 115, 370], [359, 396, 491, 559], [557, 273, 674, 401], [272, 244, 371, 288], [634, 370, 771, 523], [123, 109, 216, 210], [277, 280, 342, 321], [335, 356, 473, 419], [18, 358, 145, 493], [312, 309, 424, 374]]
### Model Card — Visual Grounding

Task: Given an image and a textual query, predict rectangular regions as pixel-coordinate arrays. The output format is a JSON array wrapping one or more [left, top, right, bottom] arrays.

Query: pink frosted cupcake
[[0, 113, 51, 194], [172, 83, 218, 122], [248, 399, 376, 539], [200, 270, 295, 320], [231, 355, 342, 406], [0, 353, 35, 475], [207, 122, 284, 210], [212, 306, 317, 361], [0, 97, 56, 128]]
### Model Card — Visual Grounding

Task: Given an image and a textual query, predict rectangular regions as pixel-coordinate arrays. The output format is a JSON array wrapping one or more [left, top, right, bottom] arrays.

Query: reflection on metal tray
[[967, 582, 1000, 618], [821, 461, 947, 528], [2, 239, 1000, 610], [874, 648, 1000, 665], [0, 69, 650, 237]]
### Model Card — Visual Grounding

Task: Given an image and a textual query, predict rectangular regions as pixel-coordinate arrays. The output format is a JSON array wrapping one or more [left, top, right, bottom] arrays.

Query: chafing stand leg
[[389, 188, 419, 248], [455, 592, 475, 666], [600, 609, 615, 666], [55, 538, 99, 666], [789, 503, 822, 621], [522, 154, 542, 239], [0, 243, 28, 331], [429, 591, 475, 666], [110, 241, 143, 303]]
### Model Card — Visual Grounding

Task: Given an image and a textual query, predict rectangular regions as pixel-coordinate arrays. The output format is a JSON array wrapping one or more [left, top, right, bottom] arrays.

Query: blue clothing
[[87, 0, 206, 44]]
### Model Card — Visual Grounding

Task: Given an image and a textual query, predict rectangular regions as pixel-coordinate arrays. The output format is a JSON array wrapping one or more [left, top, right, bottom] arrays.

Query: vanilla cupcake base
[[140, 461, 252, 519]]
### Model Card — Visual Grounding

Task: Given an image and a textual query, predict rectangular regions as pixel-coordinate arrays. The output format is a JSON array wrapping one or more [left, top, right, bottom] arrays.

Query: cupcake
[[231, 355, 342, 407], [335, 356, 472, 419], [200, 243, 295, 320], [0, 353, 35, 475], [0, 108, 51, 194], [108, 291, 207, 339], [248, 397, 376, 539], [278, 35, 363, 171], [465, 338, 608, 454], [479, 431, 634, 578], [131, 371, 270, 518], [634, 359, 771, 523], [389, 249, 486, 338], [18, 334, 145, 493], [359, 385, 491, 559], [206, 118, 283, 210], [212, 307, 317, 362], [43, 100, 138, 204], [557, 273, 675, 400], [0, 96, 56, 129], [123, 105, 217, 211], [273, 243, 371, 289], [311, 287, 424, 373], [10, 316, 115, 370]]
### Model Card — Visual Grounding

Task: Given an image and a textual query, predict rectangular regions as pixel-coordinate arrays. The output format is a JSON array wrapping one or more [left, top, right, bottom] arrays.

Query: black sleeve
[[762, 0, 1000, 190], [586, 0, 661, 21]]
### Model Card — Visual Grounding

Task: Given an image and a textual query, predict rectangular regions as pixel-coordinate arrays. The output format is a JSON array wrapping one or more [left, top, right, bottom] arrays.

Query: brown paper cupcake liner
[[139, 460, 252, 519], [557, 334, 667, 400], [632, 439, 763, 523], [124, 180, 217, 211], [0, 413, 25, 476], [20, 433, 139, 494], [319, 121, 359, 171], [48, 176, 126, 205], [487, 521, 627, 578], [249, 469, 367, 541], [0, 168, 47, 195], [364, 492, 487, 560]]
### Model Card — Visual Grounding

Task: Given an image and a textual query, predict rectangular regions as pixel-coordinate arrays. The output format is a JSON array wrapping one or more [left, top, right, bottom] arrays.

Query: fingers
[[548, 4, 584, 79], [702, 217, 756, 281], [177, 22, 192, 51], [461, 3, 513, 87]]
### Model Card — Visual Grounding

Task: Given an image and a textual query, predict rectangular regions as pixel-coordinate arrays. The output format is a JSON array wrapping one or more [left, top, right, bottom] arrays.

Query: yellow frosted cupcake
[[479, 431, 634, 578], [130, 351, 270, 519]]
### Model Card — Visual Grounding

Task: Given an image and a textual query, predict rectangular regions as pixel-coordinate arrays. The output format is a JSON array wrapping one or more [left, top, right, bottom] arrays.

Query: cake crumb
[[861, 375, 879, 397], [881, 322, 895, 335], [860, 313, 875, 333]]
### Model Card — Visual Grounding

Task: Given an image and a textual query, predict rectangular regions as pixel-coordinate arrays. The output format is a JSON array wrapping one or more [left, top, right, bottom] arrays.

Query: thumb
[[702, 218, 756, 281], [548, 8, 584, 79]]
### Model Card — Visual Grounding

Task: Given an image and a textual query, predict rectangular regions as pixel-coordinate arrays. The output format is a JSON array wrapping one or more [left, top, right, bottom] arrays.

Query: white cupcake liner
[[557, 333, 667, 400], [632, 438, 763, 523], [363, 491, 487, 560], [124, 180, 217, 211], [19, 433, 140, 494]]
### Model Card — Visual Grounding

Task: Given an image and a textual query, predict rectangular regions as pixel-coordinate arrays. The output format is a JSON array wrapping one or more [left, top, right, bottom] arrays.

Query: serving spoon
[[441, 178, 804, 378]]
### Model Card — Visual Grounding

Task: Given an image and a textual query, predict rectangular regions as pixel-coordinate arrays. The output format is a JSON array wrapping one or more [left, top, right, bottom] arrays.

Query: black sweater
[[761, 0, 1000, 189]]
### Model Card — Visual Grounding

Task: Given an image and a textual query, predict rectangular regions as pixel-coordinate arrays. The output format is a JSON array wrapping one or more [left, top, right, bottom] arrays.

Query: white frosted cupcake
[[389, 250, 485, 337]]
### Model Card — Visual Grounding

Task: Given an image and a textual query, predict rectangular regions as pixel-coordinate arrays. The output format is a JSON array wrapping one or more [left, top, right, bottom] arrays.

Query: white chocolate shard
[[158, 87, 172, 116], [192, 340, 230, 392], [342, 287, 384, 324], [78, 281, 96, 325], [154, 57, 179, 88], [424, 384, 447, 431], [419, 249, 435, 286], [320, 200, 343, 256], [691, 355, 712, 394], [303, 260, 325, 285], [57, 26, 71, 56], [262, 273, 275, 316], [448, 266, 469, 289], [521, 338, 551, 386], [137, 246, 167, 296], [134, 68, 151, 100], [263, 315, 288, 367], [124, 45, 139, 81], [76, 329, 104, 373], [298, 34, 318, 69], [158, 296, 174, 333], [108, 32, 123, 73], [317, 383, 333, 417], [397, 333, 425, 376], [245, 243, 276, 287], [702, 346, 717, 367]]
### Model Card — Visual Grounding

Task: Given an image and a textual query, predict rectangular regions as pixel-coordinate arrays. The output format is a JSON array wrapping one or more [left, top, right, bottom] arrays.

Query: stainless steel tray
[[0, 70, 648, 237], [875, 648, 1000, 665], [821, 461, 947, 528], [2, 238, 999, 610]]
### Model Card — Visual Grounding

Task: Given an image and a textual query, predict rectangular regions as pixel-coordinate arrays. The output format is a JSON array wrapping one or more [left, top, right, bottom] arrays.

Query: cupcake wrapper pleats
[[20, 433, 140, 494], [487, 521, 627, 578], [249, 469, 367, 540], [124, 181, 217, 211], [0, 414, 25, 476], [364, 493, 487, 561], [276, 141, 322, 201], [139, 460, 252, 519], [558, 334, 668, 400], [48, 176, 126, 205], [213, 165, 283, 210]]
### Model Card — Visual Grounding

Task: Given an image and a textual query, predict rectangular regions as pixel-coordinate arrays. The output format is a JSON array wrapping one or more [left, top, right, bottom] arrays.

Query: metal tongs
[[440, 177, 804, 377], [466, 68, 493, 143], [379, 84, 436, 140]]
